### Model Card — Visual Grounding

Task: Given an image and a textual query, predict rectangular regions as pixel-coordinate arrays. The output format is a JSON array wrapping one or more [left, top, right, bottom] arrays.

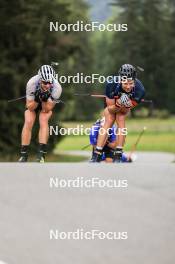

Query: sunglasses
[[41, 80, 52, 85]]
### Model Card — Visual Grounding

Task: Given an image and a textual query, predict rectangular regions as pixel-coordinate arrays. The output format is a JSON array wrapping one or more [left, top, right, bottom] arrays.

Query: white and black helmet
[[38, 65, 56, 83]]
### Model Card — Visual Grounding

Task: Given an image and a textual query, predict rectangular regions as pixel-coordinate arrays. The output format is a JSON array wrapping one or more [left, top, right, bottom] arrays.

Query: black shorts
[[34, 102, 42, 113]]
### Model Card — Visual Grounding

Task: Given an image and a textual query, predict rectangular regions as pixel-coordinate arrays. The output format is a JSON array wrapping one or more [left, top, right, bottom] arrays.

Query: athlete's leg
[[91, 108, 116, 162], [96, 107, 116, 148], [37, 111, 52, 162], [38, 111, 52, 143], [19, 110, 36, 162], [115, 113, 127, 147], [113, 109, 129, 162], [22, 110, 36, 145]]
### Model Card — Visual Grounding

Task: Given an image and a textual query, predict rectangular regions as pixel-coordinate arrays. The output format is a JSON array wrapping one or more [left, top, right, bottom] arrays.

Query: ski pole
[[8, 95, 65, 105], [81, 143, 91, 150], [74, 93, 152, 103], [7, 96, 27, 103], [128, 126, 147, 159]]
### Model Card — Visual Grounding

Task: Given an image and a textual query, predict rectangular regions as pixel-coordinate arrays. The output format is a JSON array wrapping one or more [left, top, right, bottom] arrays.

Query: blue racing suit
[[105, 76, 145, 103], [89, 119, 129, 162]]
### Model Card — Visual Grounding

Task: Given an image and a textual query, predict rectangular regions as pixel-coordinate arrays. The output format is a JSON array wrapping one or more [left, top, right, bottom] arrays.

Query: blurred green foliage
[[0, 0, 96, 154], [0, 0, 175, 156], [95, 0, 175, 113]]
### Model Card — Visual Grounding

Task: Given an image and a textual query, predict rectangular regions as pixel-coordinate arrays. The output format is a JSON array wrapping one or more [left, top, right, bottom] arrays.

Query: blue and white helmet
[[38, 65, 56, 83]]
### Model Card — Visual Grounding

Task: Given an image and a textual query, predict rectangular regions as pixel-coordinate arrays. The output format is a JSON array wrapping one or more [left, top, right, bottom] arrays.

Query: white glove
[[120, 93, 132, 107]]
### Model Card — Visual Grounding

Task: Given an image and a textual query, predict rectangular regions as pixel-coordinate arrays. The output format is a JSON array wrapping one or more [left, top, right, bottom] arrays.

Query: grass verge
[[0, 154, 87, 162], [56, 118, 175, 153]]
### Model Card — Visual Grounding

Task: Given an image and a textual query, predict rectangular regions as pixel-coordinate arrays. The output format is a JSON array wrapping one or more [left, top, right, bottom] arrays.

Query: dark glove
[[113, 148, 123, 163], [39, 90, 51, 102], [34, 89, 41, 103]]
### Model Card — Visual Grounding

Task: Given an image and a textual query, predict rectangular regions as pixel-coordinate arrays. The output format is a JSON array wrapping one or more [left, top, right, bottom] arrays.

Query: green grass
[[57, 135, 89, 151], [1, 118, 174, 162], [56, 133, 175, 153], [62, 117, 175, 132], [46, 154, 87, 162], [0, 154, 87, 162], [56, 118, 175, 153]]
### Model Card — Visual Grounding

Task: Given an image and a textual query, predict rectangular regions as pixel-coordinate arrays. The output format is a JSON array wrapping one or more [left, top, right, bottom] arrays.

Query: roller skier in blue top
[[91, 64, 145, 163]]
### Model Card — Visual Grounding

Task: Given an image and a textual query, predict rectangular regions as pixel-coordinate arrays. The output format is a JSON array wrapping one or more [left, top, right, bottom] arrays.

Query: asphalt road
[[57, 150, 175, 163], [0, 153, 174, 264]]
